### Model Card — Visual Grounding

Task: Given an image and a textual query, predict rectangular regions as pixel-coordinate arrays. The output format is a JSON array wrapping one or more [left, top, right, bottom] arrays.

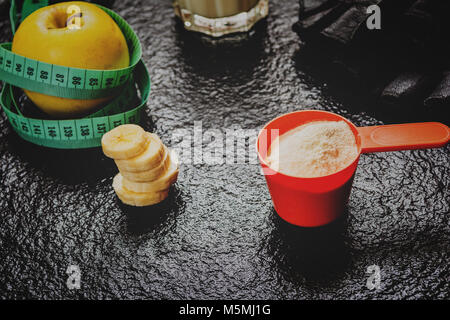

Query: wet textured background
[[0, 0, 449, 299]]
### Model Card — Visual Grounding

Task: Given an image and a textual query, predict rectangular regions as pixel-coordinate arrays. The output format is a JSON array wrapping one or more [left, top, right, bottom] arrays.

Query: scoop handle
[[358, 122, 450, 153]]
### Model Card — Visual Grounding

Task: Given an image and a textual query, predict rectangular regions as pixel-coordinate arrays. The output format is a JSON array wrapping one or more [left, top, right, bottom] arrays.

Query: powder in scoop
[[266, 120, 358, 177]]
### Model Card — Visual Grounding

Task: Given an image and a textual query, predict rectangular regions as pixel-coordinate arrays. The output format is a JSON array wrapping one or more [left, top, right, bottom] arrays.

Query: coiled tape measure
[[0, 0, 151, 148]]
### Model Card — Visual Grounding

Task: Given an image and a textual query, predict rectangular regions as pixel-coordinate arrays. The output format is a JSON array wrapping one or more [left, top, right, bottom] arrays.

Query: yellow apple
[[12, 1, 129, 118]]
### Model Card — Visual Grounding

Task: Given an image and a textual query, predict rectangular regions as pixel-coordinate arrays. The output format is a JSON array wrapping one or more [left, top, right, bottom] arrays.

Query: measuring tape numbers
[[0, 0, 151, 149]]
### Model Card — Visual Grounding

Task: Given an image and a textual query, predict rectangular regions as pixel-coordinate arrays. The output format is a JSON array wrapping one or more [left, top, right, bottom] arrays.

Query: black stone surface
[[0, 0, 449, 299]]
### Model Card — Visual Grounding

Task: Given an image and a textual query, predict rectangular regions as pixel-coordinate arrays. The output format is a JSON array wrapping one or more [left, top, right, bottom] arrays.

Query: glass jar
[[174, 0, 269, 37]]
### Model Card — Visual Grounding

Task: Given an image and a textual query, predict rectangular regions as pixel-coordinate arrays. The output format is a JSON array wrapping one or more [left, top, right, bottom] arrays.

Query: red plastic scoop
[[257, 110, 450, 227], [358, 122, 450, 153]]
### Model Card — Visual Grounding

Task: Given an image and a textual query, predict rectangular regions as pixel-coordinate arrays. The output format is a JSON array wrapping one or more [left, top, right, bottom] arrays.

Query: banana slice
[[115, 133, 165, 172], [113, 173, 169, 206], [120, 147, 171, 182], [101, 124, 148, 160], [122, 150, 179, 193]]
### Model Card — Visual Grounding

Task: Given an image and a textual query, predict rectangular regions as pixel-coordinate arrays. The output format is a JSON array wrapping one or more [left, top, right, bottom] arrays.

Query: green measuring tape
[[0, 0, 151, 149]]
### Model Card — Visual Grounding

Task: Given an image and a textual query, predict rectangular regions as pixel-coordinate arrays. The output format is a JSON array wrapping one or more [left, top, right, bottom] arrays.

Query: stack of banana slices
[[101, 124, 179, 206]]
